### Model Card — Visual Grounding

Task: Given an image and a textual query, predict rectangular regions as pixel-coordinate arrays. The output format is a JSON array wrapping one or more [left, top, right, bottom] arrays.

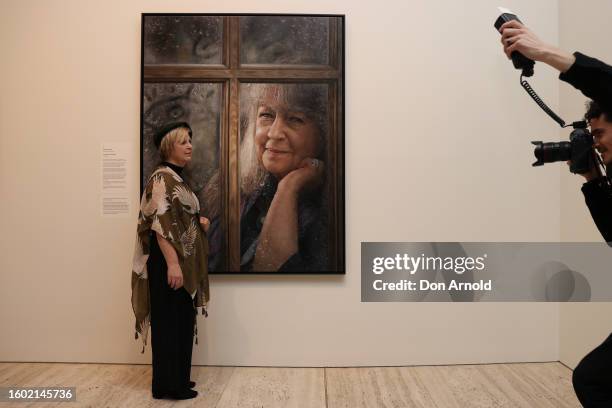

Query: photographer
[[500, 20, 612, 407]]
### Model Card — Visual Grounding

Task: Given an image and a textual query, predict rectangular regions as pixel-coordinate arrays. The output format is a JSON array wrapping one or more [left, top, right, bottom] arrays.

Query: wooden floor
[[0, 362, 580, 407]]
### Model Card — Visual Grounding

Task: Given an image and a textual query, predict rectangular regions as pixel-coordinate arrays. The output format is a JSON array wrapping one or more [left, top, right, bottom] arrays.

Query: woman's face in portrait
[[254, 103, 321, 179]]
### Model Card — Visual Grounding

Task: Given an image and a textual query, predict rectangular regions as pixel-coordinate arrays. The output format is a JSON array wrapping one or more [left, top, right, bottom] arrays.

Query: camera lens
[[533, 141, 572, 165]]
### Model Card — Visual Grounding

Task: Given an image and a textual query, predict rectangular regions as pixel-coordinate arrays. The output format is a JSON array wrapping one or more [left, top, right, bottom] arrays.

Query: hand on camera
[[499, 20, 575, 72], [500, 20, 549, 62], [566, 160, 599, 182]]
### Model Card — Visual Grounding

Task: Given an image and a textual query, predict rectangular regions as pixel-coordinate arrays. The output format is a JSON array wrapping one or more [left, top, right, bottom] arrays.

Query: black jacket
[[559, 52, 612, 243]]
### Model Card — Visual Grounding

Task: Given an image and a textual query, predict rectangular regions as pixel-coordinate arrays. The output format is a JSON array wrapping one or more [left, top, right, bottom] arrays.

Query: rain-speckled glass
[[144, 16, 223, 64], [240, 16, 330, 65], [237, 83, 331, 272], [142, 82, 225, 271]]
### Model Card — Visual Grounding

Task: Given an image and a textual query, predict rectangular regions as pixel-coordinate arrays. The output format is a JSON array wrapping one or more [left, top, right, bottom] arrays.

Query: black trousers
[[147, 234, 196, 393], [573, 332, 612, 407]]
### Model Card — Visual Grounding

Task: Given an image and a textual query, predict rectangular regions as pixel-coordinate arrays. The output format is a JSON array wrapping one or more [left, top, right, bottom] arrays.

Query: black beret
[[153, 122, 192, 149]]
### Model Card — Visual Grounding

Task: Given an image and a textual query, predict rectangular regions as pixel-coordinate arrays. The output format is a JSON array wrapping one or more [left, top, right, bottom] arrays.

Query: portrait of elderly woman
[[141, 14, 344, 275], [205, 83, 331, 272]]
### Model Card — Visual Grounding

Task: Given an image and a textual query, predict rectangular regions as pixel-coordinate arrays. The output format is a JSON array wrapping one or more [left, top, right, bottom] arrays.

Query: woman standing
[[131, 122, 210, 400]]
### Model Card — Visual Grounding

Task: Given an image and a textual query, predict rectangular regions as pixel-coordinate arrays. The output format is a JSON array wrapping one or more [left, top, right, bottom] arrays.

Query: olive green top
[[131, 165, 210, 352]]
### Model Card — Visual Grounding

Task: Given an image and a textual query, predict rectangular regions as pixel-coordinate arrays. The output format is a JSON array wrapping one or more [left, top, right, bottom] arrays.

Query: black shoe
[[189, 381, 196, 388], [152, 389, 198, 400]]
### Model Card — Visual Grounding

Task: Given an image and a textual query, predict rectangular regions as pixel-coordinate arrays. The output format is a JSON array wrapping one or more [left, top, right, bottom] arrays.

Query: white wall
[[558, 0, 612, 369], [0, 0, 561, 366]]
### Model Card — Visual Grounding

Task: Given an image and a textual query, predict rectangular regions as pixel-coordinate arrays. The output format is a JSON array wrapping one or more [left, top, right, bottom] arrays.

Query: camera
[[531, 123, 594, 174], [494, 10, 599, 176], [494, 8, 535, 77]]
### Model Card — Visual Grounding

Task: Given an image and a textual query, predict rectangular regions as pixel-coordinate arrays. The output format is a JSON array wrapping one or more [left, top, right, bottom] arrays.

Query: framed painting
[[140, 14, 344, 274]]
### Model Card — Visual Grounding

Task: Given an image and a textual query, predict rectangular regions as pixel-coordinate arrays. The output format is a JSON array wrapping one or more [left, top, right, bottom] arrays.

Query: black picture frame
[[140, 13, 345, 275]]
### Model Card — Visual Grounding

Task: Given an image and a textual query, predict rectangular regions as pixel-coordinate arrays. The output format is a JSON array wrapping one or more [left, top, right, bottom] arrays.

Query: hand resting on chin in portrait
[[252, 102, 325, 271], [253, 156, 325, 271], [202, 84, 330, 272]]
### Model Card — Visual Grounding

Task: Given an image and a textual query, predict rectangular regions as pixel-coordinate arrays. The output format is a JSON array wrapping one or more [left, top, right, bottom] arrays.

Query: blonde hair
[[159, 127, 191, 161], [203, 83, 328, 219], [240, 84, 327, 194]]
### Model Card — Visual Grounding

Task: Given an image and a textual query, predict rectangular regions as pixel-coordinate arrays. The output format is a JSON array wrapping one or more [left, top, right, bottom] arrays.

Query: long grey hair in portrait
[[203, 83, 329, 219]]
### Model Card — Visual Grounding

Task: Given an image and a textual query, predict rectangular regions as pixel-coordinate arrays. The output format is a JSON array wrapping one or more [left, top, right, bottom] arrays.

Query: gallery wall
[[558, 0, 612, 369], [0, 0, 561, 366]]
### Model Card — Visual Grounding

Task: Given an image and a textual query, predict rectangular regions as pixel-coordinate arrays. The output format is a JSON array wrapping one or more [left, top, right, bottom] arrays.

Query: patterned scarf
[[131, 165, 210, 352]]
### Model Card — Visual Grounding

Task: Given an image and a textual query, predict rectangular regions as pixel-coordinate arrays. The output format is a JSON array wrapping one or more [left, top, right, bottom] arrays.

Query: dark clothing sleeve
[[582, 177, 612, 245], [559, 52, 612, 244], [559, 52, 612, 111]]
